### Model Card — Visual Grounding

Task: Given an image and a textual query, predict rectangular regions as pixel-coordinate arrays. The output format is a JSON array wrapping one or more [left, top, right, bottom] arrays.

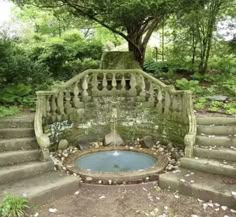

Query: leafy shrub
[[194, 97, 207, 110], [224, 102, 236, 115], [0, 39, 49, 86], [0, 84, 33, 105], [144, 61, 170, 74], [27, 33, 103, 81], [0, 106, 21, 118], [208, 101, 224, 112], [176, 78, 200, 92], [0, 194, 28, 217], [221, 79, 236, 96]]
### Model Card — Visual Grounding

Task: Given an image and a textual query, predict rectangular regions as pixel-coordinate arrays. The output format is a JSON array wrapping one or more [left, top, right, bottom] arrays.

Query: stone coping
[[64, 146, 169, 184]]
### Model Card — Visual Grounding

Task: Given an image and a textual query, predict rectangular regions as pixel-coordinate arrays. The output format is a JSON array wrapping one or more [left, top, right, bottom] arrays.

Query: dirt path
[[31, 182, 236, 217]]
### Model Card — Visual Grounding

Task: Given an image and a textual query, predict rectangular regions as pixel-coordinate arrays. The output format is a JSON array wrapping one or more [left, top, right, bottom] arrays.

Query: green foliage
[[195, 97, 207, 110], [221, 78, 236, 96], [0, 39, 50, 86], [25, 31, 103, 80], [0, 106, 21, 118], [176, 78, 200, 92], [144, 61, 169, 74], [0, 194, 28, 217], [224, 102, 236, 115], [208, 101, 224, 112], [0, 84, 33, 106]]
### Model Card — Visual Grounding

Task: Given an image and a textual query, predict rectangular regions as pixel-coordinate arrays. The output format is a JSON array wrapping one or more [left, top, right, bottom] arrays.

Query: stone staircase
[[0, 113, 79, 205], [159, 115, 236, 207]]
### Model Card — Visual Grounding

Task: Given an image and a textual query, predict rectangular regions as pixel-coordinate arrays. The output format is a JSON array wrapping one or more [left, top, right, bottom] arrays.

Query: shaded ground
[[31, 182, 236, 217]]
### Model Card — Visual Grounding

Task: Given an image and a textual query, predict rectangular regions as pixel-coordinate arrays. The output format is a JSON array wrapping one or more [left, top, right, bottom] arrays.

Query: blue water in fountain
[[74, 150, 157, 172]]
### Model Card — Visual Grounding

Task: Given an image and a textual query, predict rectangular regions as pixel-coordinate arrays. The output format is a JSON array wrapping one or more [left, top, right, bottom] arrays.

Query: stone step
[[159, 169, 236, 207], [180, 157, 236, 178], [196, 135, 236, 147], [0, 150, 41, 167], [194, 147, 236, 162], [0, 161, 54, 185], [0, 128, 35, 139], [0, 119, 33, 129], [0, 172, 80, 205], [197, 125, 236, 136], [197, 116, 236, 126], [0, 138, 38, 152]]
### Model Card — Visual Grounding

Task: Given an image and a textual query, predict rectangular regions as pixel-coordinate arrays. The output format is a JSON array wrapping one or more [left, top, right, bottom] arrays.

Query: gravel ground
[[30, 182, 236, 217]]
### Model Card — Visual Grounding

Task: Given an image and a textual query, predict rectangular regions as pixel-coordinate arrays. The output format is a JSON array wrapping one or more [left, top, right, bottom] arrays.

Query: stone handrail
[[35, 69, 196, 160]]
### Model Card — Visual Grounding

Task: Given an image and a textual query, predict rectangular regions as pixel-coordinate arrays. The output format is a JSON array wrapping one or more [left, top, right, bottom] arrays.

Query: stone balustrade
[[35, 69, 196, 160]]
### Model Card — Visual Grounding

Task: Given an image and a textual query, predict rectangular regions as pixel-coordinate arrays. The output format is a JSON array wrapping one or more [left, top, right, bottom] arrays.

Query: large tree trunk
[[127, 30, 146, 68], [128, 41, 145, 68]]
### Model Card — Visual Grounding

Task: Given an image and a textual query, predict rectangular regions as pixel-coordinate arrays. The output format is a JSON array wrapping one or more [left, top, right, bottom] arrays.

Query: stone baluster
[[82, 75, 89, 101], [148, 82, 155, 107], [111, 73, 117, 92], [171, 94, 178, 121], [51, 95, 57, 121], [40, 95, 47, 119], [92, 73, 98, 96], [164, 87, 172, 118], [65, 90, 72, 115], [102, 73, 108, 95], [129, 73, 137, 96], [121, 74, 126, 95], [46, 96, 51, 117], [156, 89, 163, 114], [73, 82, 81, 108], [138, 75, 146, 101], [57, 91, 65, 118]]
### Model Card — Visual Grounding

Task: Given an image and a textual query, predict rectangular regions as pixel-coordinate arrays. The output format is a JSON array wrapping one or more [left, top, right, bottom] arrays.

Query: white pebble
[[221, 206, 228, 210], [231, 209, 236, 213], [49, 208, 58, 213], [232, 191, 236, 197]]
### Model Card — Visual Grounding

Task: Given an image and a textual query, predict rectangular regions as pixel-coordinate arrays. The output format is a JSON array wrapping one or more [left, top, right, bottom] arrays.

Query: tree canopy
[[16, 0, 177, 66]]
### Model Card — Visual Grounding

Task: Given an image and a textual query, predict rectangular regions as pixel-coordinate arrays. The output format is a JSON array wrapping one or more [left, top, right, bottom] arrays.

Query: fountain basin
[[65, 147, 169, 184]]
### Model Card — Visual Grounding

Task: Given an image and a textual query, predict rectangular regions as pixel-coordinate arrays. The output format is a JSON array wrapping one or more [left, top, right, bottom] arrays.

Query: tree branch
[[62, 0, 143, 56], [142, 18, 161, 49]]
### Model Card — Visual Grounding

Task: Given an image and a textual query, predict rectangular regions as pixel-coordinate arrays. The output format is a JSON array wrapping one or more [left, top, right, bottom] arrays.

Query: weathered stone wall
[[60, 96, 189, 148]]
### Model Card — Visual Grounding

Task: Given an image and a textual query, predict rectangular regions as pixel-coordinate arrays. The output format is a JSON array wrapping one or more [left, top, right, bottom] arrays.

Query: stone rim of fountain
[[64, 146, 169, 184]]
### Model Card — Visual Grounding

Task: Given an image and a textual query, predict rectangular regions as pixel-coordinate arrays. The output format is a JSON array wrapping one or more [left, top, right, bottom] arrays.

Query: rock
[[140, 136, 154, 148], [171, 149, 182, 160], [167, 143, 173, 151], [78, 142, 93, 151], [207, 95, 228, 102], [104, 131, 124, 146], [170, 159, 176, 165], [85, 177, 93, 181], [58, 139, 69, 150]]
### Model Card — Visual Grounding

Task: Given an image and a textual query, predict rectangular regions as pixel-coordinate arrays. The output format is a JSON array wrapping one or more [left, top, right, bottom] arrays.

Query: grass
[[0, 194, 29, 217]]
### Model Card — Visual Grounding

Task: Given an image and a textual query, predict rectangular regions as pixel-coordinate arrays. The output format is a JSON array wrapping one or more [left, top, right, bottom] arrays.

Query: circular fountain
[[65, 146, 168, 184], [75, 150, 157, 172]]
